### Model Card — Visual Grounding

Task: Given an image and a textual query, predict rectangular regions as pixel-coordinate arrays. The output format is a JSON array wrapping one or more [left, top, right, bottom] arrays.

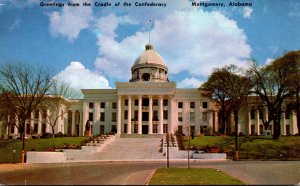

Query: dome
[[133, 44, 167, 67], [130, 44, 169, 82]]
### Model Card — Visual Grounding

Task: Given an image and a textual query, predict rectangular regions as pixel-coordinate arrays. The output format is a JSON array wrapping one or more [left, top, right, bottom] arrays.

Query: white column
[[94, 102, 100, 135], [281, 112, 286, 135], [38, 109, 42, 136], [81, 102, 88, 136], [158, 96, 163, 134], [117, 95, 122, 135], [14, 115, 18, 135], [46, 109, 50, 133], [248, 108, 251, 135], [71, 110, 76, 135], [168, 95, 173, 134], [256, 109, 260, 135], [79, 111, 82, 136], [127, 96, 132, 134], [138, 96, 142, 134], [291, 110, 297, 134], [148, 95, 153, 134], [30, 112, 34, 135]]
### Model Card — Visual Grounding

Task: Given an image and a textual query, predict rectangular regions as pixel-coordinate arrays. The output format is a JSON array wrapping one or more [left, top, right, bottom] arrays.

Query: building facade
[[0, 44, 298, 138]]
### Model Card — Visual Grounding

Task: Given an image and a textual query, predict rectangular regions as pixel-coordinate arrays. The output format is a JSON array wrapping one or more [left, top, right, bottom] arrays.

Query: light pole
[[166, 133, 169, 168]]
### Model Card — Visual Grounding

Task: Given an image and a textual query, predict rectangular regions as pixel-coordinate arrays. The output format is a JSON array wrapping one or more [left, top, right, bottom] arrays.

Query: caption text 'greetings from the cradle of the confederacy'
[[39, 1, 253, 8]]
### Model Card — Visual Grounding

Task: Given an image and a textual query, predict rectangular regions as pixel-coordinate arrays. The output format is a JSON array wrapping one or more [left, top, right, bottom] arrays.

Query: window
[[190, 102, 195, 109], [100, 102, 105, 108], [178, 102, 183, 108], [250, 109, 255, 119], [124, 99, 128, 106], [190, 112, 195, 122], [163, 110, 168, 120], [134, 124, 138, 133], [285, 109, 290, 119], [153, 100, 158, 106], [100, 112, 105, 122], [124, 110, 128, 120], [10, 124, 15, 134], [153, 124, 158, 133], [42, 123, 46, 134], [100, 125, 105, 134], [111, 125, 117, 133], [89, 102, 94, 109], [202, 102, 208, 108], [34, 123, 38, 133], [286, 125, 290, 135], [88, 112, 93, 121], [134, 99, 138, 106], [112, 112, 117, 122], [163, 99, 168, 106], [259, 110, 264, 120], [178, 126, 183, 134], [153, 110, 158, 121], [259, 125, 263, 135], [124, 124, 128, 133], [163, 124, 168, 133], [134, 110, 138, 121], [178, 112, 183, 122], [142, 98, 149, 106], [112, 102, 117, 109]]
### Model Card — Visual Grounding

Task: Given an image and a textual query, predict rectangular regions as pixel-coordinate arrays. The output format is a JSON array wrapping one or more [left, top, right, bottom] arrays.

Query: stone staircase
[[90, 136, 165, 160]]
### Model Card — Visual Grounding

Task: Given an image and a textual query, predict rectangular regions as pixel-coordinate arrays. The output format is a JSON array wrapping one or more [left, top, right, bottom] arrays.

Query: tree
[[0, 62, 53, 162], [201, 65, 252, 136], [248, 51, 299, 139], [42, 80, 81, 138], [282, 51, 300, 135]]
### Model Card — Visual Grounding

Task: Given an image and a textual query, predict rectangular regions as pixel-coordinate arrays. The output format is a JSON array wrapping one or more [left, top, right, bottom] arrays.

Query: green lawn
[[148, 167, 244, 185], [0, 137, 87, 163], [180, 136, 300, 160]]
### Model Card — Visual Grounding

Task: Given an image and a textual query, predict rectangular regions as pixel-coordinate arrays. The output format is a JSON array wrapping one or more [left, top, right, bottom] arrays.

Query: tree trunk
[[52, 127, 55, 138], [234, 109, 239, 150], [273, 112, 281, 139], [221, 109, 226, 134]]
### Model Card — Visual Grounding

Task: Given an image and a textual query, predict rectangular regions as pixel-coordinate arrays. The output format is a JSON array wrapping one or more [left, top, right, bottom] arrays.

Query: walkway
[[90, 136, 165, 160]]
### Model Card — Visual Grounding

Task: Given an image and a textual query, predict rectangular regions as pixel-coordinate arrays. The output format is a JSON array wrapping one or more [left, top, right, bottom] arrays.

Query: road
[[0, 161, 299, 185]]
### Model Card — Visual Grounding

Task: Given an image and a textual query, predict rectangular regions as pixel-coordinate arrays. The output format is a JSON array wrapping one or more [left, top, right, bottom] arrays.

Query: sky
[[0, 0, 299, 90]]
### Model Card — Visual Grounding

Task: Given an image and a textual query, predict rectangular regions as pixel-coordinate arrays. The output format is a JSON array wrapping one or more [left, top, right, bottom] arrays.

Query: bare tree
[[42, 80, 81, 138], [0, 62, 53, 162]]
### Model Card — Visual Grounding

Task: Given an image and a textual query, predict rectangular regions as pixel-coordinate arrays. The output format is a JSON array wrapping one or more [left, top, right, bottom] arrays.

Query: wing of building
[[0, 44, 298, 139]]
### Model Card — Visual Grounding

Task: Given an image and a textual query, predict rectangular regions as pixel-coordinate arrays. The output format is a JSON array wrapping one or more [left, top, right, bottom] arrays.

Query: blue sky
[[0, 0, 299, 90]]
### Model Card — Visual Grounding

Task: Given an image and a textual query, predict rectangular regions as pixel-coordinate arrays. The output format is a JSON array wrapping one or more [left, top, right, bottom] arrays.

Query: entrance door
[[142, 125, 148, 134]]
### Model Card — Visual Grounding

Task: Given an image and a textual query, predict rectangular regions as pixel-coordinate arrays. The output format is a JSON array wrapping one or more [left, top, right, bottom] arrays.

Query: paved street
[[0, 161, 299, 185]]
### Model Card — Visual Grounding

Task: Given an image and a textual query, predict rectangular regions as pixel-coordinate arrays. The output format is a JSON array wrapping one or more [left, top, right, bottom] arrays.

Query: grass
[[180, 136, 300, 160], [0, 137, 87, 163], [148, 167, 244, 185]]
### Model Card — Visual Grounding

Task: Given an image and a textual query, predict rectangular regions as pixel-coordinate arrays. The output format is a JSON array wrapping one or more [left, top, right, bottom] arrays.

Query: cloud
[[54, 62, 111, 90], [243, 7, 253, 18], [177, 78, 203, 88], [264, 58, 274, 65], [49, 0, 93, 41], [94, 10, 251, 82]]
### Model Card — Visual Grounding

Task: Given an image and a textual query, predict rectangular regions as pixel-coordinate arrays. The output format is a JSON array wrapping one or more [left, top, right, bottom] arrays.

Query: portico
[[116, 82, 176, 135]]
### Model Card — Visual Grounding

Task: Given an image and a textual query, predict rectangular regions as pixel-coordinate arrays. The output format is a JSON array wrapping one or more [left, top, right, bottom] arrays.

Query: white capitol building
[[1, 43, 298, 138]]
